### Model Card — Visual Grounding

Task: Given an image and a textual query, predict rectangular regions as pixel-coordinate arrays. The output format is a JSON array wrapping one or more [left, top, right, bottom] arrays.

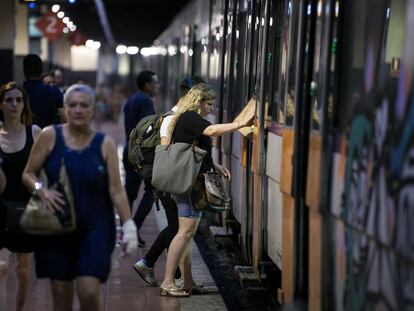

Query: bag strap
[[166, 114, 198, 149]]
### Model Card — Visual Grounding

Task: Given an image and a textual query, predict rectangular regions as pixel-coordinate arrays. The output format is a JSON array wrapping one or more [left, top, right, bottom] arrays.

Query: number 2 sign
[[36, 11, 66, 41]]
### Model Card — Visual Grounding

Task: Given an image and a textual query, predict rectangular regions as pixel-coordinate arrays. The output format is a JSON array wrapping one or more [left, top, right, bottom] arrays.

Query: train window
[[234, 5, 249, 115], [267, 0, 289, 125], [249, 0, 262, 96], [284, 0, 300, 127], [336, 0, 406, 130]]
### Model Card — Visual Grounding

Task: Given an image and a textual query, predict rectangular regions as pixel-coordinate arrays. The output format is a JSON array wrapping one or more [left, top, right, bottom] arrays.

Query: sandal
[[159, 285, 190, 297], [185, 285, 208, 295], [175, 277, 204, 289]]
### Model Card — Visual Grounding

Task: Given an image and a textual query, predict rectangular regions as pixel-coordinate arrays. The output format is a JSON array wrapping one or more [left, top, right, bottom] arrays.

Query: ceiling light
[[57, 11, 65, 19], [70, 25, 77, 32], [62, 17, 69, 24], [68, 0, 76, 3], [67, 21, 73, 27], [52, 5, 60, 12], [63, 27, 69, 34], [188, 49, 193, 57], [167, 45, 177, 56], [179, 46, 187, 54], [91, 41, 101, 49], [116, 45, 127, 54], [140, 47, 167, 57], [85, 39, 94, 48], [127, 46, 139, 55]]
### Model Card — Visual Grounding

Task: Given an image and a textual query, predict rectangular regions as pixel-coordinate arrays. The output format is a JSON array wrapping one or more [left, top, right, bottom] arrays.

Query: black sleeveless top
[[0, 125, 34, 203]]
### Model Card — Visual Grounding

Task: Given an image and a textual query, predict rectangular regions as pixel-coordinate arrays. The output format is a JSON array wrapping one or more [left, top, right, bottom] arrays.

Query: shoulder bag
[[190, 165, 231, 213], [151, 141, 207, 195], [20, 160, 76, 235]]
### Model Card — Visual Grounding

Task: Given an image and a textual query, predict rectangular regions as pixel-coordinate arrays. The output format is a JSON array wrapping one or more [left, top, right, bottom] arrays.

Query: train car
[[142, 0, 414, 310]]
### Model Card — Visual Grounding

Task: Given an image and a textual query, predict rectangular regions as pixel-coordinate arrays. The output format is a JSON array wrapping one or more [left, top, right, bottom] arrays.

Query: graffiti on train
[[340, 88, 414, 310]]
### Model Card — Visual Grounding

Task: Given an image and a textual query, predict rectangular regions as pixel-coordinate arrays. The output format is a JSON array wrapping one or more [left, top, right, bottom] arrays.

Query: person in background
[[0, 82, 41, 311], [159, 83, 254, 297], [23, 54, 64, 128], [22, 84, 138, 311], [133, 76, 206, 289], [0, 163, 7, 311], [40, 72, 55, 86], [123, 70, 160, 247], [53, 69, 66, 94]]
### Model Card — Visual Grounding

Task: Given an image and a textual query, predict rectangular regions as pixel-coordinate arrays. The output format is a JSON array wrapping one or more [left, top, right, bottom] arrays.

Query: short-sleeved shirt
[[160, 105, 178, 138], [123, 91, 155, 140], [23, 80, 63, 128], [172, 111, 213, 173]]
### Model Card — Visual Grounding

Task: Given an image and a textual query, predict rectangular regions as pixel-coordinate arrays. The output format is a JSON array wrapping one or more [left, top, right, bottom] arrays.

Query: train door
[[230, 0, 255, 263], [321, 0, 414, 310], [259, 0, 290, 294], [304, 0, 337, 309], [276, 0, 317, 304]]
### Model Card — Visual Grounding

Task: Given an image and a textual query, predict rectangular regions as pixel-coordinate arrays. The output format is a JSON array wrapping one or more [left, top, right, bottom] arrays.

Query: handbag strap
[[166, 114, 199, 150]]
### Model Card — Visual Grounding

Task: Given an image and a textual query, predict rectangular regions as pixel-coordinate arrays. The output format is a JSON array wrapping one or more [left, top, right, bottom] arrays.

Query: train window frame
[[267, 0, 289, 127], [284, 0, 301, 128]]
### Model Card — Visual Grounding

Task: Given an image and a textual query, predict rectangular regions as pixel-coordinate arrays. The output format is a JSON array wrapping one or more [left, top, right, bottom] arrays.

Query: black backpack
[[128, 110, 174, 176]]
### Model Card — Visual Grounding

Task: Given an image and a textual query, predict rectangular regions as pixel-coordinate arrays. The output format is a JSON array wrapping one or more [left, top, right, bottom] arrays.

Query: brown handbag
[[20, 160, 76, 235], [191, 169, 231, 213]]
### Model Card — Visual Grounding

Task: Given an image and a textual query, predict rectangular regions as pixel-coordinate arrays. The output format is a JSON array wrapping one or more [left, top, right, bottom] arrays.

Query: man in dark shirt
[[123, 70, 160, 247], [23, 54, 64, 128]]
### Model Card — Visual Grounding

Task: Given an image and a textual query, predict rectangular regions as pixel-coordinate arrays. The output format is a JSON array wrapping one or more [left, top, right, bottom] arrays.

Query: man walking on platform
[[23, 54, 64, 128], [123, 70, 160, 247]]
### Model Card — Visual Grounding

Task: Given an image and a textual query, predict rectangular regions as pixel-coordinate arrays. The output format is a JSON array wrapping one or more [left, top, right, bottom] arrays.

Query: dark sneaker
[[133, 259, 157, 287], [138, 234, 146, 248]]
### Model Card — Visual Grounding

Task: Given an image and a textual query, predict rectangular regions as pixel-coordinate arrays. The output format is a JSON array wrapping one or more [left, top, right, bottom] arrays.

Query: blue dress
[[35, 125, 116, 282]]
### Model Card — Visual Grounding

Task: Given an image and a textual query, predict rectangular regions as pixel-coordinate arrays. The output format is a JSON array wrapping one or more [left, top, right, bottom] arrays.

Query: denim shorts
[[172, 193, 202, 218]]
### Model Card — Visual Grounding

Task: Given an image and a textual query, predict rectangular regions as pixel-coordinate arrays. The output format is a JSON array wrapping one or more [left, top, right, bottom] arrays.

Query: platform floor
[[5, 120, 228, 311], [5, 204, 227, 310]]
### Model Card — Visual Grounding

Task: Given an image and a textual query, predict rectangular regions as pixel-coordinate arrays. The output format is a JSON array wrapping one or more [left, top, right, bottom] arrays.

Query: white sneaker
[[133, 259, 158, 287]]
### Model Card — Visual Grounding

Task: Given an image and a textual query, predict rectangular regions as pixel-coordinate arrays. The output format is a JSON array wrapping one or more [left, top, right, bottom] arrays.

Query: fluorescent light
[[116, 45, 127, 54], [52, 5, 60, 13], [127, 46, 139, 55]]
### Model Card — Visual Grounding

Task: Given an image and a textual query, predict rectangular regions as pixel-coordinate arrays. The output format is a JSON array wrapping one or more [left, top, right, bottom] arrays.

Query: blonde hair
[[167, 83, 216, 140]]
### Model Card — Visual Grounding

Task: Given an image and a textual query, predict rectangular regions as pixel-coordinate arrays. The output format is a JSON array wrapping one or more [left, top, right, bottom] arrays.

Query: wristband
[[32, 181, 43, 196]]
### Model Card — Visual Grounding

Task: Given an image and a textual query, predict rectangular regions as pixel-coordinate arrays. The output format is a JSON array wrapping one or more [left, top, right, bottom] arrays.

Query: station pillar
[[0, 0, 20, 84]]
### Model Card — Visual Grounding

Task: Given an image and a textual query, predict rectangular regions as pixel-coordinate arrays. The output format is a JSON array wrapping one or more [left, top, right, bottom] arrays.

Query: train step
[[234, 265, 266, 289], [209, 225, 233, 241]]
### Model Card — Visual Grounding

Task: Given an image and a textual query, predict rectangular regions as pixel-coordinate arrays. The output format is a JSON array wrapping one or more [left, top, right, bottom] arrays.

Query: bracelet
[[32, 181, 43, 196]]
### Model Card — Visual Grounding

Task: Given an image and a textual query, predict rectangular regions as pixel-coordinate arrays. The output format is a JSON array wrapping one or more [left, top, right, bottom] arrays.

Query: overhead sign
[[35, 11, 66, 41]]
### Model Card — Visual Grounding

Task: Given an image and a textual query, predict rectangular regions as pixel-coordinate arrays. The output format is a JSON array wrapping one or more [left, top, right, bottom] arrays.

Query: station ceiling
[[52, 0, 190, 47]]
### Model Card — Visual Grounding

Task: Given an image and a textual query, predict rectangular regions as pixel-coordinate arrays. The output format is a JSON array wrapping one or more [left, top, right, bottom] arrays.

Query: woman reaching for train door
[[159, 83, 255, 297]]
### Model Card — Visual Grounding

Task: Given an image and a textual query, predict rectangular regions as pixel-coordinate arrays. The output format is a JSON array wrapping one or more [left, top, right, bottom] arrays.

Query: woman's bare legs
[[0, 249, 10, 311], [180, 243, 194, 289], [15, 253, 32, 311], [160, 217, 200, 288], [51, 280, 74, 311], [76, 276, 101, 311]]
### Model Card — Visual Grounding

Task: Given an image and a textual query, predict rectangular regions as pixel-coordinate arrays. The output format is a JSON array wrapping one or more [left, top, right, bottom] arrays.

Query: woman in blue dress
[[22, 84, 137, 311]]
